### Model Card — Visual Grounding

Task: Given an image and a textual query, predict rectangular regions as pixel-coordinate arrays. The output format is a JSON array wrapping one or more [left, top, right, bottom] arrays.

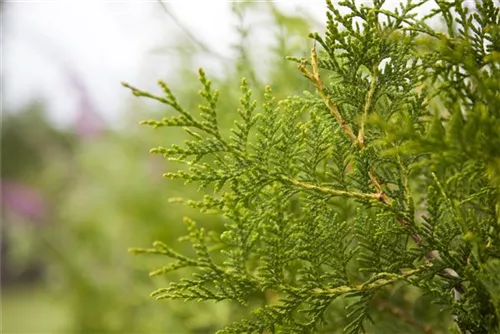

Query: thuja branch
[[127, 1, 500, 331], [298, 45, 386, 197], [297, 44, 463, 291]]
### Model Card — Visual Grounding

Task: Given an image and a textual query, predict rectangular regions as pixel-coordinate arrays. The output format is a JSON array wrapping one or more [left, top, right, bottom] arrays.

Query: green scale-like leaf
[[125, 0, 500, 333]]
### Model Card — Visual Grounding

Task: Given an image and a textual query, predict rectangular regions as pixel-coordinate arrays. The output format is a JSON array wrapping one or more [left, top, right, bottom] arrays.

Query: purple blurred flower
[[74, 103, 104, 139], [67, 68, 105, 139], [1, 180, 47, 223]]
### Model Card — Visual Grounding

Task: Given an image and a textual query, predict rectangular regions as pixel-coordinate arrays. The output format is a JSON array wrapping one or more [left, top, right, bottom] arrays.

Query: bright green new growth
[[124, 1, 500, 333]]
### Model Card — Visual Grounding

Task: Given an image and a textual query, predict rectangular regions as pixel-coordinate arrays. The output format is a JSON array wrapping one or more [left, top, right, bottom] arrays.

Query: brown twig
[[358, 65, 378, 147], [374, 298, 434, 334], [312, 267, 425, 296], [299, 45, 388, 200], [280, 176, 384, 201], [298, 46, 357, 142]]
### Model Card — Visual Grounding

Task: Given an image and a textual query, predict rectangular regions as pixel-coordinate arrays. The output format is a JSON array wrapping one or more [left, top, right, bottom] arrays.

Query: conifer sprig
[[125, 0, 500, 332]]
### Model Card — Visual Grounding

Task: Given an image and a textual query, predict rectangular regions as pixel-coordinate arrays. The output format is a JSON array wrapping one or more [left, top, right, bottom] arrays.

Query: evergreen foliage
[[125, 1, 500, 332]]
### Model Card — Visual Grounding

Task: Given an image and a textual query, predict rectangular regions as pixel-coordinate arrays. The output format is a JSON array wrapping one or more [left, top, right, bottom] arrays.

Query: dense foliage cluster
[[125, 1, 500, 333]]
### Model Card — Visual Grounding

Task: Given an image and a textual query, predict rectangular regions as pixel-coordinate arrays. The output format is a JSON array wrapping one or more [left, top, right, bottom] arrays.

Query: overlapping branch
[[297, 44, 463, 293]]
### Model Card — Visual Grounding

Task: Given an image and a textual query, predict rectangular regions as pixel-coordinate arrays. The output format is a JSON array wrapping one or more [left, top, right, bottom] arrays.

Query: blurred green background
[[2, 3, 319, 333]]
